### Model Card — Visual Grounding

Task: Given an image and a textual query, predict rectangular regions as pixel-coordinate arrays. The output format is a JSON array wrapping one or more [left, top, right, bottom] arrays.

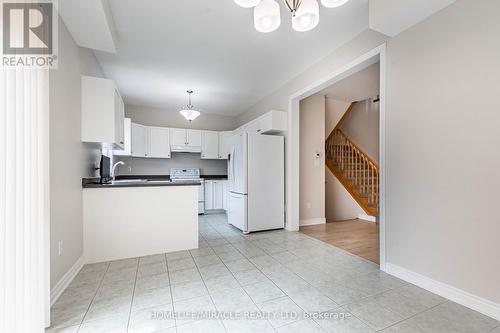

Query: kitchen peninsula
[[82, 179, 199, 263]]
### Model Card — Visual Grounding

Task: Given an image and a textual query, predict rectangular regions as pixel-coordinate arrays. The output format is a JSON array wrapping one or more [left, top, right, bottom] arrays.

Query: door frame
[[285, 44, 387, 271]]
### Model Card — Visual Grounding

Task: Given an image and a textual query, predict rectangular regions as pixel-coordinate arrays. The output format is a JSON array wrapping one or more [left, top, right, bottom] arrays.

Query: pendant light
[[254, 0, 281, 33], [234, 0, 262, 8], [179, 90, 201, 122], [292, 0, 319, 32], [320, 0, 349, 8]]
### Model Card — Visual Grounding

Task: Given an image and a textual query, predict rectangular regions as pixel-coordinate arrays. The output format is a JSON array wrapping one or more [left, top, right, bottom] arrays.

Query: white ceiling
[[93, 0, 369, 116], [319, 62, 379, 101]]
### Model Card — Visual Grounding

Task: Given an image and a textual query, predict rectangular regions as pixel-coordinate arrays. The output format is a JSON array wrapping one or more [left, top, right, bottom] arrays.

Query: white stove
[[170, 168, 205, 214]]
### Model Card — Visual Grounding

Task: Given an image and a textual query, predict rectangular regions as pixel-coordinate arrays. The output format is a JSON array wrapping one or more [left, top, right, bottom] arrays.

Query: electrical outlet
[[306, 202, 311, 209], [58, 240, 63, 256]]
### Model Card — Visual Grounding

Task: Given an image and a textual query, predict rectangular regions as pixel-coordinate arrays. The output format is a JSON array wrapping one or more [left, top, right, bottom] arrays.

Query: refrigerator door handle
[[229, 146, 236, 190]]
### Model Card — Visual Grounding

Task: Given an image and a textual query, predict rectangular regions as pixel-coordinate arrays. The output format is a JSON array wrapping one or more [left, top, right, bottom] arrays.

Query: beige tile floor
[[47, 214, 499, 333]]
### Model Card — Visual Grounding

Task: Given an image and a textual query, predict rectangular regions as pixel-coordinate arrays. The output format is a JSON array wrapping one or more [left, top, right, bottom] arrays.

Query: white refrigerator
[[228, 132, 285, 233]]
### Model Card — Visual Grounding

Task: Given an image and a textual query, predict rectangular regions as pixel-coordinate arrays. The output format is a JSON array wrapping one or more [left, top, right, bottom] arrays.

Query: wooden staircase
[[325, 111, 379, 217]]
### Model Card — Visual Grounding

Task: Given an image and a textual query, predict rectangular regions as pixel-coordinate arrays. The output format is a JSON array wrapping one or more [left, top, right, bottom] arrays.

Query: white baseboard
[[358, 214, 376, 223], [385, 263, 500, 321], [50, 256, 84, 306], [300, 218, 326, 226]]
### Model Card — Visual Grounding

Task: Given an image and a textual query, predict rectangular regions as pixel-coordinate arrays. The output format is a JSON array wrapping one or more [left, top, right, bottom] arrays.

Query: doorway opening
[[289, 46, 385, 267]]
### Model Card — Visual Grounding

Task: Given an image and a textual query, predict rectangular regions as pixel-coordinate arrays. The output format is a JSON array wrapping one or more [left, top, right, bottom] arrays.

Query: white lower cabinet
[[205, 179, 227, 211], [222, 180, 228, 210]]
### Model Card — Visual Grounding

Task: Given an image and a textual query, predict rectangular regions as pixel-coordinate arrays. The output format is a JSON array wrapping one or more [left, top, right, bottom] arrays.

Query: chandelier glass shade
[[234, 0, 262, 8], [292, 0, 319, 32], [320, 0, 349, 8], [254, 0, 281, 33]]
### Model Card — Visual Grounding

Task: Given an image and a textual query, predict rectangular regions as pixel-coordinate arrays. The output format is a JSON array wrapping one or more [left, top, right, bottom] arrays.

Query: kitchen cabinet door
[[201, 131, 219, 159], [113, 118, 131, 156], [170, 128, 187, 146], [204, 180, 214, 210], [148, 127, 171, 158], [81, 76, 124, 149], [187, 129, 202, 147], [218, 132, 232, 159], [222, 180, 228, 211], [131, 123, 148, 157], [212, 181, 224, 210], [114, 89, 125, 148]]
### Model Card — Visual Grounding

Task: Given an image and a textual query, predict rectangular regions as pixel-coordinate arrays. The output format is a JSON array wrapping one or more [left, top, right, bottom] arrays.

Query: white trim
[[50, 256, 84, 306], [358, 214, 377, 223], [286, 44, 387, 269], [386, 263, 500, 321], [300, 218, 326, 226]]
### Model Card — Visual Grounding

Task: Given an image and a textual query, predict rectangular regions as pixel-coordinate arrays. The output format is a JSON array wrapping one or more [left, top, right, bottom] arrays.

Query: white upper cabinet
[[259, 110, 287, 134], [81, 76, 125, 149], [131, 123, 171, 159], [131, 123, 148, 157], [187, 129, 202, 147], [170, 128, 202, 152], [218, 132, 232, 159], [170, 128, 187, 146], [246, 110, 287, 135], [234, 110, 287, 135], [113, 118, 131, 156], [201, 131, 219, 159], [148, 127, 171, 158]]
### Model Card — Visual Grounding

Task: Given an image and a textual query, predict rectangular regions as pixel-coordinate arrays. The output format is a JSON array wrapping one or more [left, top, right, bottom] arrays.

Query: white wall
[[341, 99, 380, 163], [325, 171, 365, 221], [325, 98, 365, 221], [385, 0, 500, 305], [299, 95, 325, 225], [49, 18, 104, 289]]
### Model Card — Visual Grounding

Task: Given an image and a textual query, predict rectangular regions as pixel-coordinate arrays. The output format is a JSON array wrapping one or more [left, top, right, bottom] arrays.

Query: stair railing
[[326, 129, 379, 208]]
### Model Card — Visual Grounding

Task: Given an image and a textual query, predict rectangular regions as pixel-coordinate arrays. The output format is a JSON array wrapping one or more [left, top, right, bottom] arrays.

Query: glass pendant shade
[[234, 0, 262, 8], [179, 109, 201, 122], [254, 0, 281, 33], [321, 0, 349, 8], [292, 0, 319, 32], [179, 90, 200, 122]]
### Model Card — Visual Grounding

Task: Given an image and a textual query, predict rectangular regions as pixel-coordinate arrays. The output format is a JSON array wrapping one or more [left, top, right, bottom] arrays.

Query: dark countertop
[[202, 175, 228, 180], [82, 174, 228, 188], [82, 177, 201, 188], [115, 175, 228, 180]]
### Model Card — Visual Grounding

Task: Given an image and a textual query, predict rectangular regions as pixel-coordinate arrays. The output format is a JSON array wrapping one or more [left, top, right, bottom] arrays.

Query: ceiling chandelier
[[234, 0, 350, 33], [179, 90, 201, 122]]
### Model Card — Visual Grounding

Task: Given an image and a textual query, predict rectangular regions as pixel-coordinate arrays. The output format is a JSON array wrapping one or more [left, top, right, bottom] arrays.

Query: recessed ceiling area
[[93, 0, 369, 116]]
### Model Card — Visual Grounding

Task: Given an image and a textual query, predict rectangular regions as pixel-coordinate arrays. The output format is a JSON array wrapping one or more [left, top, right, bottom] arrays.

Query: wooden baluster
[[372, 164, 375, 205]]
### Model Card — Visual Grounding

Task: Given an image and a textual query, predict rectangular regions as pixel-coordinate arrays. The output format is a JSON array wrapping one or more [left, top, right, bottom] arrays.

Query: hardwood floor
[[300, 219, 380, 264]]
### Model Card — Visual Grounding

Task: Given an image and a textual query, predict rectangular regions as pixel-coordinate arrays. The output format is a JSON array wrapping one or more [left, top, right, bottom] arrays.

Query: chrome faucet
[[111, 161, 125, 180]]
